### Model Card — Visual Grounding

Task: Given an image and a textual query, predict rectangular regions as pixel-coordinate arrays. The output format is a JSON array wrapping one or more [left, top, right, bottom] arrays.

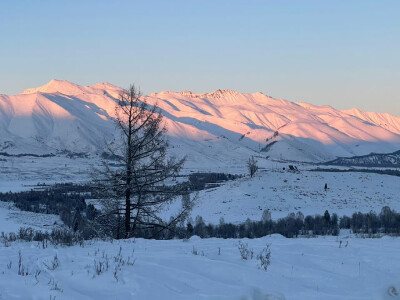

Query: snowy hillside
[[1, 80, 400, 165], [0, 80, 119, 155], [344, 108, 400, 137], [324, 150, 400, 167], [163, 169, 400, 224]]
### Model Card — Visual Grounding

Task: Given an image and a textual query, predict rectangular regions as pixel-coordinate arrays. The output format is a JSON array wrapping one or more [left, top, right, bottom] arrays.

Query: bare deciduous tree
[[247, 156, 259, 178], [95, 84, 192, 238]]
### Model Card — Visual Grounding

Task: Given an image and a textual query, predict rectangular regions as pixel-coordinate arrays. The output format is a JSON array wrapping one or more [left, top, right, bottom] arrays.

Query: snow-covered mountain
[[324, 150, 400, 167], [1, 79, 399, 164]]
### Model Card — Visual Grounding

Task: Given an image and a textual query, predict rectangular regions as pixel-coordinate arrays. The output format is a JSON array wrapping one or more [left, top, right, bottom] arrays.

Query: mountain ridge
[[1, 80, 399, 165], [324, 149, 400, 167]]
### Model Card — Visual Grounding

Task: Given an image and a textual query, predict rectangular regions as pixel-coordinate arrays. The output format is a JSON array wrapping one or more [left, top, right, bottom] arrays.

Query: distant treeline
[[0, 150, 92, 159], [114, 206, 400, 239], [0, 183, 92, 215], [310, 168, 400, 177], [178, 211, 339, 239], [339, 207, 400, 235], [0, 184, 91, 234], [188, 172, 242, 190], [175, 206, 400, 239], [1, 184, 400, 240], [2, 207, 399, 247], [0, 152, 55, 158]]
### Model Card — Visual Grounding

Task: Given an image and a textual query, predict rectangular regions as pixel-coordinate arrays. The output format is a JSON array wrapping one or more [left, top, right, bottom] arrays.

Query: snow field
[[0, 156, 98, 192], [2, 156, 399, 226], [0, 235, 399, 300], [182, 169, 400, 224], [0, 202, 61, 234]]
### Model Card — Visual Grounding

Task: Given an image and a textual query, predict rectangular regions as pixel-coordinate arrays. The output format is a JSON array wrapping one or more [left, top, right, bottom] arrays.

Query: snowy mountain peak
[[206, 89, 241, 98], [21, 80, 123, 98], [21, 79, 84, 95]]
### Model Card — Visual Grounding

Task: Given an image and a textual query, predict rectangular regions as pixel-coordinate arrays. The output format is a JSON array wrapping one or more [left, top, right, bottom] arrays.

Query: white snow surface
[[0, 235, 399, 300], [0, 202, 61, 234], [1, 80, 400, 164], [0, 156, 98, 192], [185, 169, 400, 224]]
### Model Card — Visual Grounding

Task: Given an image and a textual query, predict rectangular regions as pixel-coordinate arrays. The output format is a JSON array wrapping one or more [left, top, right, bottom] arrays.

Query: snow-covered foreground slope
[[1, 79, 400, 164], [0, 235, 399, 300]]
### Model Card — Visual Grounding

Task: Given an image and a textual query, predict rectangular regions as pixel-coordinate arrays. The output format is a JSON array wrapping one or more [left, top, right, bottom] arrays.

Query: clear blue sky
[[1, 1, 399, 115]]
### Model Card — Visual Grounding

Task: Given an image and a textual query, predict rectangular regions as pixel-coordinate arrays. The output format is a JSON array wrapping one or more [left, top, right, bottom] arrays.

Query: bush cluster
[[1, 227, 84, 246]]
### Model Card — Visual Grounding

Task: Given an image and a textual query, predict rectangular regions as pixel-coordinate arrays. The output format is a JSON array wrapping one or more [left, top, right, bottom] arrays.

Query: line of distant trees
[[0, 187, 87, 215], [188, 172, 242, 190], [310, 167, 400, 177], [180, 206, 400, 239], [179, 210, 339, 239], [1, 186, 399, 239], [0, 152, 55, 158]]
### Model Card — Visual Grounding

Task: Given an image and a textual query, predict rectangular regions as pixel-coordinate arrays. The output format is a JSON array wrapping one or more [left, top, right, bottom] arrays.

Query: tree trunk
[[125, 97, 133, 238], [125, 188, 131, 238]]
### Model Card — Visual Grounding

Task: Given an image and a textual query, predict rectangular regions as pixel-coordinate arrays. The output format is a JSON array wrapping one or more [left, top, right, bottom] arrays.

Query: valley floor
[[2, 155, 400, 224], [0, 235, 399, 300]]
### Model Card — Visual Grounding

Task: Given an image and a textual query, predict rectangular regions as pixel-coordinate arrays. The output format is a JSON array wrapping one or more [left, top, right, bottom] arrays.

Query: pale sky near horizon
[[0, 1, 399, 116]]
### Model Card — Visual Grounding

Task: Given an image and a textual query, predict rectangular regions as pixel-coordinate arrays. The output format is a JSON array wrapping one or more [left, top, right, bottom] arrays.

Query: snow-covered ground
[[0, 235, 399, 300], [1, 155, 399, 224], [163, 169, 400, 224], [0, 202, 61, 234], [0, 156, 98, 192]]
